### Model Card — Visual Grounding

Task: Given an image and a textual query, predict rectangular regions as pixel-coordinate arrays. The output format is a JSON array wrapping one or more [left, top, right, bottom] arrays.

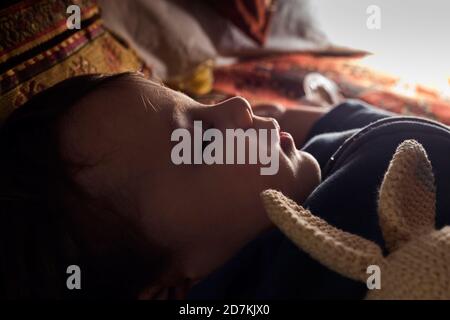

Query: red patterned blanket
[[210, 54, 450, 125]]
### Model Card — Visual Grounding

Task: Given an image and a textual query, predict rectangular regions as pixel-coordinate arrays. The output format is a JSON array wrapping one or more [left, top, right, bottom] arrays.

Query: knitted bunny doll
[[261, 140, 450, 299]]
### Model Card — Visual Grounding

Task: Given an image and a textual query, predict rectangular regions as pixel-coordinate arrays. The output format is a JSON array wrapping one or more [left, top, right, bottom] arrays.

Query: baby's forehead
[[70, 76, 160, 114], [60, 74, 199, 155], [103, 74, 189, 111], [61, 72, 191, 132]]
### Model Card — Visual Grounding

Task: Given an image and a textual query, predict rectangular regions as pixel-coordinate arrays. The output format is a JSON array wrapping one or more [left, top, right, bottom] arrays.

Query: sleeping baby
[[1, 72, 449, 299]]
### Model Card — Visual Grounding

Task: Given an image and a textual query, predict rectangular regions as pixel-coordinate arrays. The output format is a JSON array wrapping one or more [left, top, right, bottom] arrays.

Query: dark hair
[[0, 73, 168, 299]]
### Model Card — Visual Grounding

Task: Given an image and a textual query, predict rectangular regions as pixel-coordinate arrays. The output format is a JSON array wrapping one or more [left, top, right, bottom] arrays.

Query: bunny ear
[[261, 190, 384, 283], [378, 140, 436, 252]]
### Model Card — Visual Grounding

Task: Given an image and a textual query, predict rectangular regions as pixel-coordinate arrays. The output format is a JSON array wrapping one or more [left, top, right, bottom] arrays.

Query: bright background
[[313, 0, 450, 96]]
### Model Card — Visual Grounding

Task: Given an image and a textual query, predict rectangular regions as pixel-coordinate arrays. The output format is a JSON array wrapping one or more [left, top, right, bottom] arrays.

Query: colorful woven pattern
[[212, 54, 450, 125], [0, 0, 150, 123]]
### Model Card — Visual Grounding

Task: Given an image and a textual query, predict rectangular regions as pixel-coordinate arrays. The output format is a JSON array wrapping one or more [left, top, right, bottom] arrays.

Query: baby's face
[[59, 74, 320, 288]]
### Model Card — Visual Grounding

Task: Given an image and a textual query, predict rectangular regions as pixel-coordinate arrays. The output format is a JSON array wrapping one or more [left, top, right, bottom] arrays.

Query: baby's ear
[[378, 140, 436, 252], [261, 190, 384, 283]]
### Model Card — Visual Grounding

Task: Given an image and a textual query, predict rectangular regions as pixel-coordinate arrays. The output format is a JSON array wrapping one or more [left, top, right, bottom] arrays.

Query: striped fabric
[[0, 0, 150, 123]]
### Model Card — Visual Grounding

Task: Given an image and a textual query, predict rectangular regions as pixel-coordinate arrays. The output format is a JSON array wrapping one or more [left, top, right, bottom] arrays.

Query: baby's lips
[[279, 131, 296, 154]]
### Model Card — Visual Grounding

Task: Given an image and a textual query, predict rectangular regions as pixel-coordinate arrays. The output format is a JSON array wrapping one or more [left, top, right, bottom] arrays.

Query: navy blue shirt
[[189, 100, 450, 299]]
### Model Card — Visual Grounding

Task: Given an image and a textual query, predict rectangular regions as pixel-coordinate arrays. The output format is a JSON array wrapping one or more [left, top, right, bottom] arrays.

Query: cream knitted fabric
[[261, 140, 450, 299]]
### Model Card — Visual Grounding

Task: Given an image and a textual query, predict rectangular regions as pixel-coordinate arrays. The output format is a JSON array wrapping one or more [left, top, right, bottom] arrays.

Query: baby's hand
[[251, 103, 286, 120]]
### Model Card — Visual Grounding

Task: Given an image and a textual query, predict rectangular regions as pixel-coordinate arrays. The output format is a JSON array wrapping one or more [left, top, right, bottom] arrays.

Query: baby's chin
[[261, 150, 320, 205], [290, 151, 322, 204]]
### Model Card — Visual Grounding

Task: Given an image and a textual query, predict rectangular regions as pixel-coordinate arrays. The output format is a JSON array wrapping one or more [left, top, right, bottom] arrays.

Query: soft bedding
[[205, 53, 450, 125]]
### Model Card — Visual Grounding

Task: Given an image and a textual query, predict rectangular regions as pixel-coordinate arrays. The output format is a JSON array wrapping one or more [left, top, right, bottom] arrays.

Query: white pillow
[[176, 0, 331, 56], [100, 0, 216, 79], [100, 0, 357, 80]]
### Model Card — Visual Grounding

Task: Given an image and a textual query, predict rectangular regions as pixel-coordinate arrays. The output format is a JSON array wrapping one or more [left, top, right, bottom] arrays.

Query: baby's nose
[[213, 97, 254, 130]]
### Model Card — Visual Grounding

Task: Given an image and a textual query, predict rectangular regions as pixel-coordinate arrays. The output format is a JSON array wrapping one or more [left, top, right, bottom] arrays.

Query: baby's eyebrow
[[140, 92, 161, 113], [168, 104, 189, 132], [136, 77, 200, 131]]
